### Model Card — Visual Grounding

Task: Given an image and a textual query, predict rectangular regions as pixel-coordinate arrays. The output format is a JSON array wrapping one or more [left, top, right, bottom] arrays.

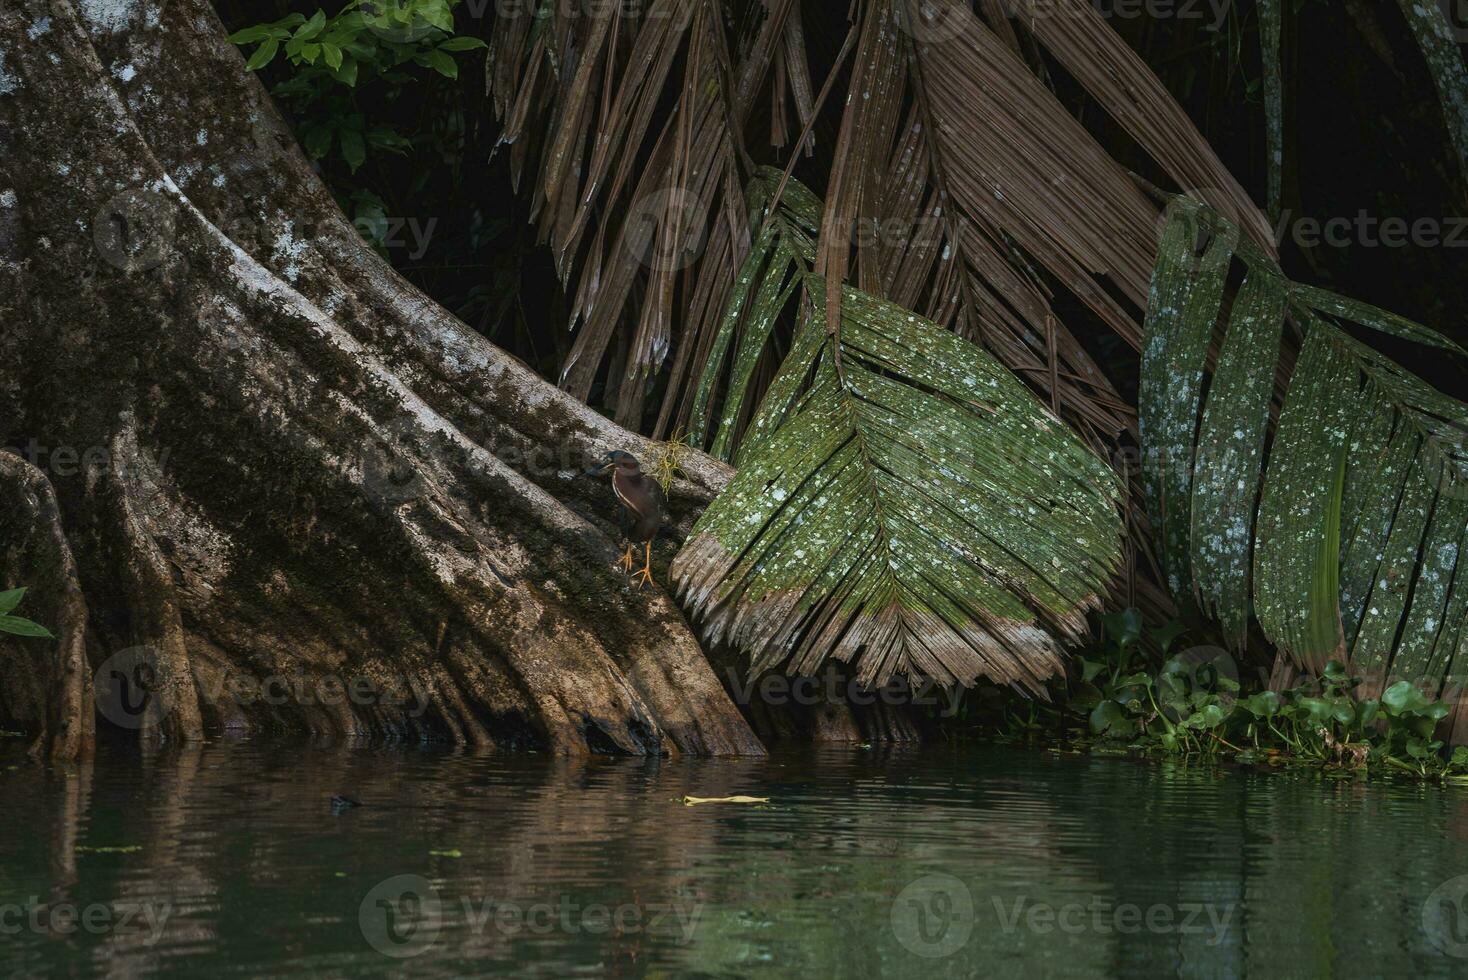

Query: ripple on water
[[0, 741, 1466, 977]]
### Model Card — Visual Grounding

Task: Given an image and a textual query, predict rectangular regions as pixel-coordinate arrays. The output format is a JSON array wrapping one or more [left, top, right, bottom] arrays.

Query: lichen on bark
[[0, 0, 767, 758]]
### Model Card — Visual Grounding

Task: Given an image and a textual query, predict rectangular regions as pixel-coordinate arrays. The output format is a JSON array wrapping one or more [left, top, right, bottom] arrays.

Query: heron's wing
[[647, 477, 667, 525]]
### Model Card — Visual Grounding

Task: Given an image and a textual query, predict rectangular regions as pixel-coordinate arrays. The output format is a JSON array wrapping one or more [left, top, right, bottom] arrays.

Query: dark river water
[[2, 740, 1467, 977]]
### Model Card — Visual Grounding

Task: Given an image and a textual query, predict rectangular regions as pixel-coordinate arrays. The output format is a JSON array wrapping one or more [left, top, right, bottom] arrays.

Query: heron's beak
[[583, 460, 614, 476]]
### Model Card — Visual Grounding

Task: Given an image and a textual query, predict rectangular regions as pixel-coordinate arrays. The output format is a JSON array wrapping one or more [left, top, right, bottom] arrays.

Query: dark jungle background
[[214, 0, 1468, 416]]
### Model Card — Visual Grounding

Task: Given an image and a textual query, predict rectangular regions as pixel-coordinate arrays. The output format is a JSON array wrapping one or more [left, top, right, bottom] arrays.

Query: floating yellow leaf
[[680, 795, 769, 806]]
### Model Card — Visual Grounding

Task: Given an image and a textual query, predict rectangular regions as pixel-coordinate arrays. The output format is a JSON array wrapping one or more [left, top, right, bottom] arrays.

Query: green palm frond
[[672, 282, 1123, 692], [1142, 199, 1468, 708], [1394, 0, 1468, 191], [687, 168, 819, 459]]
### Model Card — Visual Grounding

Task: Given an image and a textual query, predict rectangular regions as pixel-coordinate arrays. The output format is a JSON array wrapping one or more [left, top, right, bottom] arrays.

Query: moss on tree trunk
[[0, 0, 767, 758]]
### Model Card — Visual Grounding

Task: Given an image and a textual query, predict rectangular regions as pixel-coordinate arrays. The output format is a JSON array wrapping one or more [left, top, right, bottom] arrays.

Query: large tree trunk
[[0, 0, 764, 758]]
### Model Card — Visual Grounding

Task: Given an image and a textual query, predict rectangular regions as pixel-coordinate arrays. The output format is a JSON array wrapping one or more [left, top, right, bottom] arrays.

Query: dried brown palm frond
[[486, 0, 1274, 627]]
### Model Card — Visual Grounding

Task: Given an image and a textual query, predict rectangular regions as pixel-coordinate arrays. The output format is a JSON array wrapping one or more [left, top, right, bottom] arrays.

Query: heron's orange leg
[[632, 541, 655, 588], [618, 543, 636, 573]]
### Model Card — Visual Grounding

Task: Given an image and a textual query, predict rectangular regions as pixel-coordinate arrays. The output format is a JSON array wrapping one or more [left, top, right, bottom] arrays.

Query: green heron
[[585, 450, 666, 587]]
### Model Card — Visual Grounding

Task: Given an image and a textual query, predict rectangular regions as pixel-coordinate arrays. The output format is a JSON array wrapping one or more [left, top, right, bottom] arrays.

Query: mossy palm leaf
[[672, 284, 1123, 692], [1143, 199, 1468, 709], [687, 168, 820, 459]]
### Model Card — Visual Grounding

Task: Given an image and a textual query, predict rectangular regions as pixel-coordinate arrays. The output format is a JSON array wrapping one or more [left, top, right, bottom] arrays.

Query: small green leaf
[[1356, 698, 1380, 726], [228, 25, 275, 44], [1242, 691, 1282, 718], [1297, 697, 1335, 725], [1382, 680, 1430, 715], [438, 36, 487, 51], [420, 49, 458, 79], [1151, 620, 1188, 655], [0, 588, 26, 615], [295, 9, 327, 41], [0, 616, 54, 639], [1089, 700, 1127, 735], [1103, 609, 1144, 649], [422, 1, 454, 31], [1191, 703, 1229, 729], [321, 41, 343, 70], [245, 37, 279, 71], [339, 128, 366, 172], [303, 126, 333, 160], [366, 127, 411, 153]]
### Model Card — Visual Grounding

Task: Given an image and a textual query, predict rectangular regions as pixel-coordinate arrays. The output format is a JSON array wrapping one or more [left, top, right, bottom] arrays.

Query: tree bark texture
[[0, 0, 768, 758]]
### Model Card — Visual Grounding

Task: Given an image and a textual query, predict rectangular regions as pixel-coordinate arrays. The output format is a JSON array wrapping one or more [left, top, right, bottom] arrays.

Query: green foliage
[[673, 254, 1124, 691], [229, 1, 484, 180], [0, 587, 53, 639], [1066, 611, 1468, 782], [687, 168, 819, 461], [1140, 198, 1468, 702]]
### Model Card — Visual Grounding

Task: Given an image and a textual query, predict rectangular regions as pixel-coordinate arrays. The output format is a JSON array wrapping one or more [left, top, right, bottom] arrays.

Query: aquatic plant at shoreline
[[965, 609, 1468, 783], [1140, 199, 1468, 731]]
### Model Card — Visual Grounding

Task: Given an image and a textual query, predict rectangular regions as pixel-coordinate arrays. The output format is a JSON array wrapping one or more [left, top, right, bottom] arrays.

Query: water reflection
[[1, 741, 1466, 976]]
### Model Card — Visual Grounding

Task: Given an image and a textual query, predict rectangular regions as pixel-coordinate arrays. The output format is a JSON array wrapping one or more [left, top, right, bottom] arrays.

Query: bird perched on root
[[584, 450, 667, 587]]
